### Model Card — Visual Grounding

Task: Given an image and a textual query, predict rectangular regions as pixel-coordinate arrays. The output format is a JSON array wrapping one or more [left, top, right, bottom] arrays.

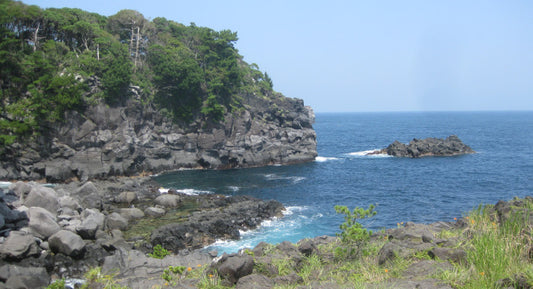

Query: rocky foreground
[[0, 178, 284, 288], [371, 135, 475, 158], [0, 177, 530, 288]]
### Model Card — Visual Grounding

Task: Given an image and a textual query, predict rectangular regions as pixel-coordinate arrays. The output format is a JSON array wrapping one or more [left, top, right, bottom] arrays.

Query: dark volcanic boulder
[[151, 196, 284, 252], [383, 135, 475, 157]]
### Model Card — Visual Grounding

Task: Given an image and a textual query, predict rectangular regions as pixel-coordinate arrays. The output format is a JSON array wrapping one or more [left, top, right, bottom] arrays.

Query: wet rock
[[49, 230, 86, 258], [151, 196, 283, 252]]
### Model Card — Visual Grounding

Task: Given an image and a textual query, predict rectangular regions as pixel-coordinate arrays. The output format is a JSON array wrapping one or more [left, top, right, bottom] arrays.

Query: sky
[[22, 0, 533, 112]]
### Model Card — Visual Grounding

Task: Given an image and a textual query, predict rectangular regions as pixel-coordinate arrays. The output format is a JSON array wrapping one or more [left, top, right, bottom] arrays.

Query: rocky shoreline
[[0, 177, 284, 288], [0, 177, 530, 288]]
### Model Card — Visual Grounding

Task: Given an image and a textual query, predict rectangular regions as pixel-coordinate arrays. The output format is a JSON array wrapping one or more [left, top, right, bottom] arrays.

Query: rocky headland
[[0, 94, 317, 182], [371, 135, 475, 158]]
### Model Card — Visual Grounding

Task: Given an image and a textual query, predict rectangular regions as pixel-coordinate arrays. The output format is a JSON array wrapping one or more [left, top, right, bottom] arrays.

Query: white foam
[[315, 156, 340, 162], [227, 186, 240, 192], [0, 182, 12, 189], [283, 206, 307, 216], [176, 188, 213, 195], [159, 187, 213, 195], [347, 149, 391, 158], [264, 174, 306, 184]]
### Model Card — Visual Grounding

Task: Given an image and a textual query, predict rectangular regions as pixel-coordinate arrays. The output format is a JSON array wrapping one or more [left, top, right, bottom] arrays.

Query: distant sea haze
[[153, 111, 533, 254]]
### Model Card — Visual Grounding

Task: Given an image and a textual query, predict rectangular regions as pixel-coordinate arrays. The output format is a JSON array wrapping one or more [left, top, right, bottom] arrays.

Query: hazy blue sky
[[23, 0, 533, 112]]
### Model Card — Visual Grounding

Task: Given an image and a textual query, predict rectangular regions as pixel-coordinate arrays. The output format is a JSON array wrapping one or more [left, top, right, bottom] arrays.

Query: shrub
[[148, 244, 170, 259], [334, 204, 376, 258]]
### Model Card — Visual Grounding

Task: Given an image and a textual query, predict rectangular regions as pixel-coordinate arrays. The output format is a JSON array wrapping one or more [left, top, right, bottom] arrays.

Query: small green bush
[[148, 244, 170, 259], [334, 204, 376, 258]]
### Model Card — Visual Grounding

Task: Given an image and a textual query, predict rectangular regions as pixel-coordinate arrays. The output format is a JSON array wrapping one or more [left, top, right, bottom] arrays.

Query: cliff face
[[0, 94, 317, 182]]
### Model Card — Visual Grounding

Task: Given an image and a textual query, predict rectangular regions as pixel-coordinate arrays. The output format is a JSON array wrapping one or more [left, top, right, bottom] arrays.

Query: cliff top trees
[[0, 0, 275, 147]]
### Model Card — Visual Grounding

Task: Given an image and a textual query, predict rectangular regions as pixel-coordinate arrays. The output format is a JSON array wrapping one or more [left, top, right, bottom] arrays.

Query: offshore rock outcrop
[[0, 94, 317, 182], [376, 135, 475, 158]]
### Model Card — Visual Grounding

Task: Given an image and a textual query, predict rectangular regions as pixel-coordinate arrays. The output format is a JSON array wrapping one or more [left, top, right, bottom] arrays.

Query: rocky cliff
[[0, 93, 317, 182], [374, 135, 475, 158]]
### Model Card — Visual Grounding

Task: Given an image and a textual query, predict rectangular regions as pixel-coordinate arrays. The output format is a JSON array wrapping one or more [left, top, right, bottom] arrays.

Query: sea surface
[[153, 111, 533, 254]]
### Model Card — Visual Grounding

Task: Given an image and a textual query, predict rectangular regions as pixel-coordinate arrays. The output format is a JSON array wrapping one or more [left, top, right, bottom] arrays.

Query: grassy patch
[[443, 203, 533, 288]]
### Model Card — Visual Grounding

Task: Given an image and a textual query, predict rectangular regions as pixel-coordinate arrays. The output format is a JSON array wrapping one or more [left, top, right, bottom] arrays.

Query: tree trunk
[[32, 22, 40, 52], [134, 26, 140, 72]]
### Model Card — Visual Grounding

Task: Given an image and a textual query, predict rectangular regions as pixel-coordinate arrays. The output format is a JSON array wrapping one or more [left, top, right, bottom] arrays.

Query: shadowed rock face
[[382, 135, 475, 158], [0, 94, 317, 182]]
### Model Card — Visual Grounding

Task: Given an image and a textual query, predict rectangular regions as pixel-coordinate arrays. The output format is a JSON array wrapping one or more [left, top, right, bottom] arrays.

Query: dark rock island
[[373, 135, 475, 158]]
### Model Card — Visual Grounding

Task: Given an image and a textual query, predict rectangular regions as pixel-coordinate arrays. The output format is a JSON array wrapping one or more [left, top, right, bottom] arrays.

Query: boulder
[[235, 274, 273, 289], [144, 207, 166, 218], [27, 206, 61, 239], [0, 193, 28, 237], [154, 194, 181, 208], [119, 208, 145, 220], [0, 231, 40, 260], [114, 191, 138, 204], [76, 209, 105, 239], [213, 253, 254, 284], [75, 181, 103, 210], [58, 195, 82, 212], [23, 186, 59, 214], [49, 230, 86, 258], [8, 181, 32, 198], [0, 265, 50, 289], [106, 212, 128, 230]]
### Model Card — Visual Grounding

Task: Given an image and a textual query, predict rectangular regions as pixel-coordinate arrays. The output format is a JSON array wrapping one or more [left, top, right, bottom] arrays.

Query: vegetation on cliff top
[[0, 0, 277, 148]]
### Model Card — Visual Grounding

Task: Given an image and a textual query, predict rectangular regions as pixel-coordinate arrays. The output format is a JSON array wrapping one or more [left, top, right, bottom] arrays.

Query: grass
[[439, 202, 533, 289], [63, 198, 533, 289]]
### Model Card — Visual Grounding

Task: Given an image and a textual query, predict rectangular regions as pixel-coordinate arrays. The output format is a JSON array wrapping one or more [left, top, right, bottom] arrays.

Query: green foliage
[[45, 279, 66, 289], [201, 94, 225, 122], [443, 203, 533, 289], [148, 244, 170, 259], [80, 267, 130, 289], [334, 204, 376, 258], [0, 0, 278, 147], [335, 204, 376, 244]]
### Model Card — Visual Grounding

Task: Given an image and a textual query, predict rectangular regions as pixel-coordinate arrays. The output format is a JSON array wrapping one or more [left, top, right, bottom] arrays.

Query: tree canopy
[[0, 0, 276, 147]]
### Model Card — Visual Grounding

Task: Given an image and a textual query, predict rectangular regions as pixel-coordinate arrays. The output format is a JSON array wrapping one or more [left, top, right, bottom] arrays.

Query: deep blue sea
[[153, 112, 533, 254]]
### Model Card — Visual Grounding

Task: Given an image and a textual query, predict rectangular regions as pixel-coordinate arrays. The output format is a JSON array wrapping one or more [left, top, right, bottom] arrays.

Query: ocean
[[153, 111, 533, 254]]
